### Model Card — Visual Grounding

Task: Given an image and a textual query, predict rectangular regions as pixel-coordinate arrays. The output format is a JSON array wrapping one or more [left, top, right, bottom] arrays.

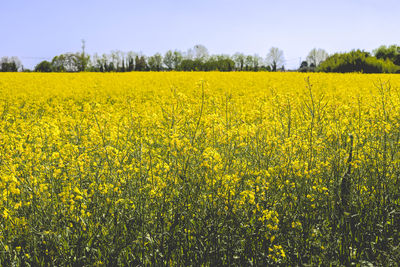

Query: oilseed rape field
[[0, 72, 400, 265]]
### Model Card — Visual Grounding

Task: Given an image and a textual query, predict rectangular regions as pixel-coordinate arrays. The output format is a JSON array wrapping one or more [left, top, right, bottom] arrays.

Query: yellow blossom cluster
[[0, 72, 399, 265]]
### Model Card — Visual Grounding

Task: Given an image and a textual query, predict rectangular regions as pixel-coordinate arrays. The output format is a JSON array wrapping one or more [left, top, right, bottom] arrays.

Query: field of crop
[[0, 72, 399, 265]]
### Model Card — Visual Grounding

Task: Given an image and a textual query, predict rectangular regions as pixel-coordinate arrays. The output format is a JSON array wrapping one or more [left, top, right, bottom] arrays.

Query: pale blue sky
[[1, 0, 399, 69]]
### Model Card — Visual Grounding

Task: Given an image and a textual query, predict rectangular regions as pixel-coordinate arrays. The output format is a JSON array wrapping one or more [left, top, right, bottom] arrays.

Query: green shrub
[[318, 50, 400, 73]]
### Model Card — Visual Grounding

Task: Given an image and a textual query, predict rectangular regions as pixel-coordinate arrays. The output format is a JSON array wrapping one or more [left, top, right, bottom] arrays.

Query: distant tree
[[373, 45, 400, 66], [110, 50, 123, 71], [163, 50, 174, 70], [126, 52, 136, 71], [205, 55, 235, 71], [51, 55, 66, 72], [135, 55, 147, 71], [219, 55, 235, 71], [35, 60, 53, 72], [108, 62, 115, 72], [148, 56, 156, 71], [127, 57, 134, 71], [148, 53, 163, 71], [154, 53, 163, 71], [298, 60, 319, 72], [179, 58, 203, 71], [0, 56, 22, 72], [11, 56, 22, 71], [245, 55, 254, 71], [51, 53, 79, 72], [116, 51, 126, 72], [172, 50, 183, 69], [119, 51, 126, 71], [179, 59, 193, 71], [266, 47, 284, 71], [300, 61, 308, 68], [298, 61, 312, 72], [233, 53, 245, 71], [101, 54, 110, 72], [306, 48, 328, 67], [121, 58, 126, 72], [318, 50, 399, 73], [1, 61, 17, 72], [252, 54, 263, 71], [89, 53, 100, 71], [203, 56, 216, 71], [88, 51, 139, 72]]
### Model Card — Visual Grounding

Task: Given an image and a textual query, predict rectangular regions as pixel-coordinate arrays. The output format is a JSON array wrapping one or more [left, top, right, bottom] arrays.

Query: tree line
[[32, 45, 280, 73], [299, 45, 400, 73], [1, 44, 399, 73]]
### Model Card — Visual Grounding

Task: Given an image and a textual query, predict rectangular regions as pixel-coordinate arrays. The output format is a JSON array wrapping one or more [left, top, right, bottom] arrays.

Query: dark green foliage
[[34, 60, 53, 72], [203, 56, 235, 71], [178, 57, 236, 71], [374, 45, 400, 66], [178, 59, 202, 71], [108, 62, 115, 72], [134, 56, 147, 71], [121, 59, 126, 72], [298, 61, 317, 72], [128, 57, 134, 71], [318, 50, 399, 73], [1, 61, 18, 72], [0, 57, 21, 72], [76, 53, 90, 72]]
